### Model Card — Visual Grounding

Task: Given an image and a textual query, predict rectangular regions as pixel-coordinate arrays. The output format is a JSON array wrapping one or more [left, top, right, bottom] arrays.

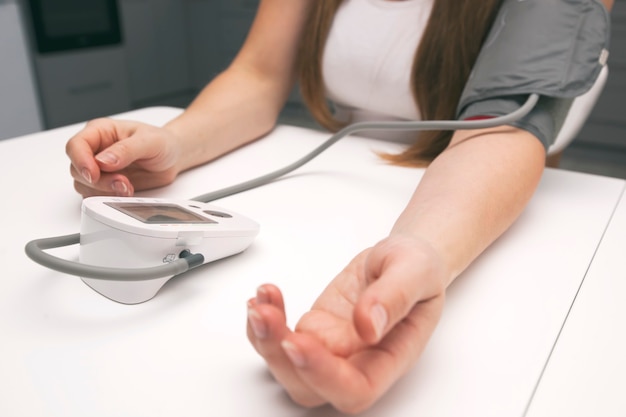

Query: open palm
[[247, 235, 447, 414]]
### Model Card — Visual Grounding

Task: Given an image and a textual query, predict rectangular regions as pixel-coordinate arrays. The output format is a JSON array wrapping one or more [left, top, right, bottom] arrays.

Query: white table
[[526, 182, 626, 417], [0, 107, 624, 417]]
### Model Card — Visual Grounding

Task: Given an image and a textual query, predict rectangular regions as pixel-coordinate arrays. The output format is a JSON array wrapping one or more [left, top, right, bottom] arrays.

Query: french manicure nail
[[281, 340, 306, 368], [370, 303, 388, 341], [248, 308, 268, 339], [256, 286, 270, 304], [81, 168, 92, 184], [96, 152, 118, 165], [112, 180, 129, 196]]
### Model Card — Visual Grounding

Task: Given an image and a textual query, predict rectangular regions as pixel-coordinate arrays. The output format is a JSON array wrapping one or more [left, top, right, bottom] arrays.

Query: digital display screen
[[106, 203, 217, 224], [27, 0, 122, 53]]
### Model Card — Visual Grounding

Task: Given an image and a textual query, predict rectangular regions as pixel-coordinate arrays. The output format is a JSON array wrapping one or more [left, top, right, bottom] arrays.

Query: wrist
[[162, 120, 202, 175], [383, 233, 452, 293]]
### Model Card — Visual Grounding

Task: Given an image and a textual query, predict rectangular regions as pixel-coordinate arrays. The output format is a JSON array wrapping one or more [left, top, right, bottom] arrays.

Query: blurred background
[[1, 0, 624, 178]]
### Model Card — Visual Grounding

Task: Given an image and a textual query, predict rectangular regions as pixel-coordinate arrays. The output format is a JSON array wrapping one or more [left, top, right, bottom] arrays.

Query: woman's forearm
[[162, 0, 312, 175], [391, 126, 546, 286], [165, 65, 290, 174]]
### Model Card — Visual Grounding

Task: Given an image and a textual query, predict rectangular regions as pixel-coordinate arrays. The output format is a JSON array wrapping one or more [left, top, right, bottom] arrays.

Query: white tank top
[[322, 0, 434, 142]]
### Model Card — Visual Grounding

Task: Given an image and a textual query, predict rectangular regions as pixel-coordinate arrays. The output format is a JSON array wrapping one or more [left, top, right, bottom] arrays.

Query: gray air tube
[[25, 233, 205, 281], [191, 94, 539, 202]]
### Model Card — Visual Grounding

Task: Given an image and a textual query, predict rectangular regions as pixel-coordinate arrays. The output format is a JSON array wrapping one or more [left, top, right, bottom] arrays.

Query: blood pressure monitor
[[41, 196, 259, 304]]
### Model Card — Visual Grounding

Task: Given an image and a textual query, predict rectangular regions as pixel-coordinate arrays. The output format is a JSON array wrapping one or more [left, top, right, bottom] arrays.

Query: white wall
[[0, 0, 42, 140]]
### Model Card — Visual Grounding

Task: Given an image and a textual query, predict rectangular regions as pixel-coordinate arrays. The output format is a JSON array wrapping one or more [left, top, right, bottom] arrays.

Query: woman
[[66, 0, 613, 413]]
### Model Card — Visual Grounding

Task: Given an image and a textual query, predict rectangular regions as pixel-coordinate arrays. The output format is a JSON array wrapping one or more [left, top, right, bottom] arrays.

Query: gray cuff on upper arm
[[453, 0, 607, 151], [457, 95, 573, 151]]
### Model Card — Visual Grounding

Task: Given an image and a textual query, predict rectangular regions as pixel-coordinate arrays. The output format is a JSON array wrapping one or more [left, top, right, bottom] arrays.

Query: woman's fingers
[[283, 294, 445, 414], [247, 286, 325, 408], [94, 126, 176, 173], [66, 118, 135, 185], [255, 284, 285, 311], [247, 280, 445, 413], [66, 119, 180, 197], [281, 332, 377, 414], [247, 251, 447, 413], [70, 165, 133, 197]]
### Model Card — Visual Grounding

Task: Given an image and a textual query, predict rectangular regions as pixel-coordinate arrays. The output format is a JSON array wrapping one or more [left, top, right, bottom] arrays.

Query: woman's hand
[[66, 118, 183, 197], [247, 235, 448, 414]]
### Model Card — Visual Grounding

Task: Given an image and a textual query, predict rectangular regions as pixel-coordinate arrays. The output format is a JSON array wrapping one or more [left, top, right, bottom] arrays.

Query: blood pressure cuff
[[456, 0, 611, 149]]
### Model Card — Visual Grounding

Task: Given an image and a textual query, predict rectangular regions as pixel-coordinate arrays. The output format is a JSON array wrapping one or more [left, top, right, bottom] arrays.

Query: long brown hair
[[298, 0, 503, 166]]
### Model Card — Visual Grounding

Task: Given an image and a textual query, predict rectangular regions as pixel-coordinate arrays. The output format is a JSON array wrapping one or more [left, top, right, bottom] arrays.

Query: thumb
[[94, 131, 156, 172], [353, 236, 447, 344]]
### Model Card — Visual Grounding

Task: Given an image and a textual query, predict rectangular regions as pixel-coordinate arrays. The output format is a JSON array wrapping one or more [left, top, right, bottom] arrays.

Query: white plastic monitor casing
[[79, 196, 260, 304]]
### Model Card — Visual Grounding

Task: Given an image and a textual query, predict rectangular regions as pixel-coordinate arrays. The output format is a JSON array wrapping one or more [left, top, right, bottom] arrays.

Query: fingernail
[[247, 308, 268, 339], [281, 340, 306, 368], [81, 168, 92, 184], [96, 152, 118, 165], [112, 180, 130, 196], [256, 286, 269, 304], [370, 303, 388, 341]]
